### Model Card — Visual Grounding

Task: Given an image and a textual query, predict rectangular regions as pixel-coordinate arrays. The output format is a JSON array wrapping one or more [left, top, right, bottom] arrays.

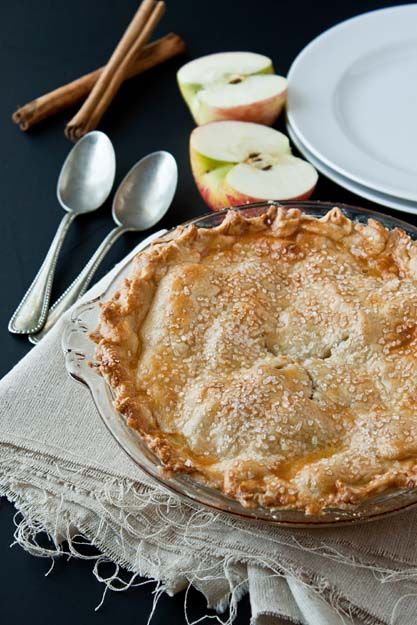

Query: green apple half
[[177, 52, 287, 126], [190, 121, 318, 211]]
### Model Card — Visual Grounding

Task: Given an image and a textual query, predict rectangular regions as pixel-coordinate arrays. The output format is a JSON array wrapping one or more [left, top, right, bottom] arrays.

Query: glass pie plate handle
[[62, 201, 417, 527]]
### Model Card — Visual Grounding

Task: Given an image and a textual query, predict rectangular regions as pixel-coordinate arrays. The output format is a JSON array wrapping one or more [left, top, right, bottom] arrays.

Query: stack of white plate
[[286, 5, 417, 216]]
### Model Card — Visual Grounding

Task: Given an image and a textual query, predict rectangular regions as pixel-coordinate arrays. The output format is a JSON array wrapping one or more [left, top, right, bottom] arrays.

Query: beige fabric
[[1, 239, 417, 625]]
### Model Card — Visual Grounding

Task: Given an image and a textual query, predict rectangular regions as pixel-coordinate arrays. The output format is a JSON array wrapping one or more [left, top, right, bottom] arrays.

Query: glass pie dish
[[62, 201, 417, 527]]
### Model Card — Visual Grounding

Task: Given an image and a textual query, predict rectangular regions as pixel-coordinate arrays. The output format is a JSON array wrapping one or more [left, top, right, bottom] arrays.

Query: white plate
[[287, 5, 417, 201], [287, 120, 417, 215]]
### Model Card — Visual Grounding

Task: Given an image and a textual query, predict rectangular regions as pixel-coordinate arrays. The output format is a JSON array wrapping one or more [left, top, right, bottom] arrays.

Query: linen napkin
[[2, 237, 417, 625]]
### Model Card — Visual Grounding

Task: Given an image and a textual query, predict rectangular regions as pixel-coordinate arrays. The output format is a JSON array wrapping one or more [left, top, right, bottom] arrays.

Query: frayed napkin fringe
[[0, 445, 401, 625], [0, 448, 252, 623]]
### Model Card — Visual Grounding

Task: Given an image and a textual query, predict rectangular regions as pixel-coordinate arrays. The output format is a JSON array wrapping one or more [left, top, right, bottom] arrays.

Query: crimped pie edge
[[91, 206, 417, 514]]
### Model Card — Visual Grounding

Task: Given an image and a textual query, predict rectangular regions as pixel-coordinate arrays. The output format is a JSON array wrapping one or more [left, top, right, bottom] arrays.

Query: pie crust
[[92, 206, 417, 514]]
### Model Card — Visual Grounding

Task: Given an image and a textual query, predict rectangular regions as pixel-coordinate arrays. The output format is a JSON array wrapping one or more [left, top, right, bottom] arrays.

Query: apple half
[[190, 121, 318, 211], [177, 52, 287, 126]]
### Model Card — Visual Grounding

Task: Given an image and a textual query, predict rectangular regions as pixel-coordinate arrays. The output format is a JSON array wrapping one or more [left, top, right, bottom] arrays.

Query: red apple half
[[190, 121, 318, 211], [177, 52, 287, 126]]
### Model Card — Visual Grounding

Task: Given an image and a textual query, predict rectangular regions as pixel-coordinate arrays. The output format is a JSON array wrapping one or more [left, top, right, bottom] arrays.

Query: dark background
[[1, 1, 415, 623]]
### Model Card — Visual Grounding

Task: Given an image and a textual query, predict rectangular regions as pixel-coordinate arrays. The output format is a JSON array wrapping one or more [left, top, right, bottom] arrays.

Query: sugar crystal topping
[[95, 207, 417, 512]]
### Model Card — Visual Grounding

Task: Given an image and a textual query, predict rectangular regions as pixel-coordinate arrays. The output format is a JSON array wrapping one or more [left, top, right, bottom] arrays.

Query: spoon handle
[[8, 211, 76, 334], [29, 225, 127, 343]]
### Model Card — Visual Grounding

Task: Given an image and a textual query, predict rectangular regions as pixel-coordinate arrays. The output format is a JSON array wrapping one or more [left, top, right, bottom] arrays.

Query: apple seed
[[228, 74, 244, 84]]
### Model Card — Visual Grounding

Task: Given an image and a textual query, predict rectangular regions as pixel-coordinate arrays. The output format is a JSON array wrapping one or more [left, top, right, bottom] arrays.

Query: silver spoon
[[8, 131, 116, 335], [29, 151, 177, 343]]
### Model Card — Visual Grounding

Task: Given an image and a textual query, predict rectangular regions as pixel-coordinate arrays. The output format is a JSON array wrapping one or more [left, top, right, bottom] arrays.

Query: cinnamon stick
[[12, 33, 185, 131], [65, 0, 165, 142]]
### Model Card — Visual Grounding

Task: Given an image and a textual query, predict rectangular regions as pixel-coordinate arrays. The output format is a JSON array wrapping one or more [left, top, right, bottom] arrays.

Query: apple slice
[[190, 121, 318, 211], [177, 52, 287, 126]]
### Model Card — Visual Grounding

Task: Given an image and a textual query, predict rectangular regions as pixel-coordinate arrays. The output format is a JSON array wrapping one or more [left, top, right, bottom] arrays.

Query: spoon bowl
[[30, 151, 177, 342], [113, 151, 177, 230], [9, 131, 115, 335], [58, 131, 116, 214]]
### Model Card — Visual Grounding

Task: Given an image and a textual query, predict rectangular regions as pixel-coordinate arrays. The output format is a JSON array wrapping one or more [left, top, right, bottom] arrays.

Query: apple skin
[[189, 145, 234, 209], [178, 63, 287, 126], [190, 143, 317, 212], [184, 88, 287, 126], [199, 181, 316, 212], [201, 89, 287, 126]]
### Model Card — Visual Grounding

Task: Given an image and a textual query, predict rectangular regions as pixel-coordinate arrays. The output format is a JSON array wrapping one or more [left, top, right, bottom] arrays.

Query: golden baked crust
[[92, 206, 417, 514]]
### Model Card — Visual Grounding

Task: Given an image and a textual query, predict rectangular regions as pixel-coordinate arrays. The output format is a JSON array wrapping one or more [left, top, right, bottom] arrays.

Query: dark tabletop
[[1, 0, 416, 623]]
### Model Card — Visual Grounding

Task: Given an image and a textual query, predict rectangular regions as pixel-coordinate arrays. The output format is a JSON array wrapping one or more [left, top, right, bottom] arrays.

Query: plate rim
[[287, 4, 417, 201], [286, 119, 417, 215]]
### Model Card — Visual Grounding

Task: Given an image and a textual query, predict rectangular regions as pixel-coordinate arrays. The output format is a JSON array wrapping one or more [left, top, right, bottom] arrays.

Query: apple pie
[[92, 206, 417, 514]]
